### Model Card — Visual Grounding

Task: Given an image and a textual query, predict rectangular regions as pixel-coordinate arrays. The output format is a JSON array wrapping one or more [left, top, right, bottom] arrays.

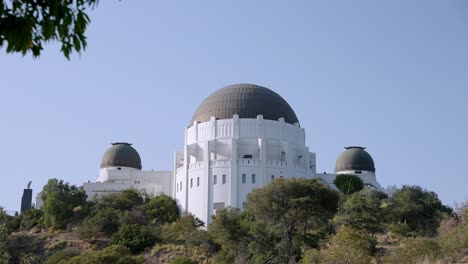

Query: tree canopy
[[333, 174, 364, 195], [41, 178, 87, 229], [385, 185, 452, 236], [0, 0, 98, 58]]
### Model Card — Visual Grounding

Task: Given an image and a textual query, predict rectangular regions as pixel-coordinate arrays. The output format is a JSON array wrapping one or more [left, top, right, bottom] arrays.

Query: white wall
[[174, 115, 313, 225], [84, 167, 172, 201]]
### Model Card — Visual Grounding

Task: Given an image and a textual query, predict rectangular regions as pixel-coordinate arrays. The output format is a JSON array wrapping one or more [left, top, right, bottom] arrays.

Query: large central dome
[[191, 83, 299, 125]]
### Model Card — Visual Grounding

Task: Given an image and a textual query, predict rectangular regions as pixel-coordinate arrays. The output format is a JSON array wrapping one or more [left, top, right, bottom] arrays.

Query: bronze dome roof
[[335, 146, 375, 173], [191, 83, 299, 125], [100, 142, 142, 170]]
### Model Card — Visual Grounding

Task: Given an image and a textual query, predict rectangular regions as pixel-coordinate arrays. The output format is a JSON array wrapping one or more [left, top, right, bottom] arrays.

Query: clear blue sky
[[1, 0, 467, 212]]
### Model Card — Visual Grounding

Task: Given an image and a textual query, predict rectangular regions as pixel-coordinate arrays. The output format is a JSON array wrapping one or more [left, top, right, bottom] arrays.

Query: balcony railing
[[188, 162, 203, 170], [237, 159, 261, 165], [266, 160, 287, 168], [209, 159, 230, 167]]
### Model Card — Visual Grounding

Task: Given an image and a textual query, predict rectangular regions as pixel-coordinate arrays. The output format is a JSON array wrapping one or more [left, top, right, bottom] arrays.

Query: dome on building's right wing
[[335, 146, 375, 173], [100, 142, 142, 170], [191, 83, 299, 125]]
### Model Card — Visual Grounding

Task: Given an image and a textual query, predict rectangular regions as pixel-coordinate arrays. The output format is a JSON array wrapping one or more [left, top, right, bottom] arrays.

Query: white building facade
[[71, 83, 384, 226], [173, 115, 317, 224], [82, 142, 172, 201]]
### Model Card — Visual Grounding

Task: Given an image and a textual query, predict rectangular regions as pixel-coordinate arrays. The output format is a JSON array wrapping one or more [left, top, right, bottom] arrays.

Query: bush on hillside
[[45, 248, 80, 264], [111, 224, 157, 253], [60, 245, 143, 264], [382, 238, 441, 264]]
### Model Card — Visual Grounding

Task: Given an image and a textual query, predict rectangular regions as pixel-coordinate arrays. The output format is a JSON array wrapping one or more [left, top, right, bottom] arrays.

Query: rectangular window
[[214, 175, 217, 185], [243, 154, 252, 159], [197, 177, 200, 187], [190, 178, 193, 188], [214, 202, 225, 210], [252, 174, 256, 184], [180, 181, 182, 190], [242, 174, 246, 183], [176, 183, 178, 192], [355, 170, 362, 174], [222, 174, 226, 184], [271, 175, 275, 181]]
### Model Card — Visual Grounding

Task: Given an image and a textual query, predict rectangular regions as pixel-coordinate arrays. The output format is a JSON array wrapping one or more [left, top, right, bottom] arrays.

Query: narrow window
[[252, 174, 256, 184], [176, 183, 178, 192], [214, 175, 217, 185], [180, 182, 182, 190], [222, 174, 226, 184], [190, 178, 193, 188], [242, 174, 246, 183], [197, 177, 200, 187], [271, 175, 275, 181]]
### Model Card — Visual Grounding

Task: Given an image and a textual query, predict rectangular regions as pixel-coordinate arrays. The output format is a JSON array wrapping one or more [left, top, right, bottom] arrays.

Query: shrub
[[389, 221, 412, 236], [60, 245, 143, 264], [382, 238, 441, 264], [111, 224, 157, 253], [438, 222, 468, 262], [171, 256, 196, 264], [20, 209, 43, 230], [144, 195, 179, 225], [45, 248, 80, 264], [302, 227, 375, 264], [97, 189, 144, 211], [80, 207, 120, 237]]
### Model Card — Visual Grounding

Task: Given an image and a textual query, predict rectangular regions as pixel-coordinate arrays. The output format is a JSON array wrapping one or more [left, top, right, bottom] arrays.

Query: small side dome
[[335, 146, 375, 173], [100, 142, 142, 170]]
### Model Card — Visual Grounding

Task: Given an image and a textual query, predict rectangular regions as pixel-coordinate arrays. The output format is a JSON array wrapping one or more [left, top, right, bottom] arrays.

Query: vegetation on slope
[[0, 177, 466, 264]]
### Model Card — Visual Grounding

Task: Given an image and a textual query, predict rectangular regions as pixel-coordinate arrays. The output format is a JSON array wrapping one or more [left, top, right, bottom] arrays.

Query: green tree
[[384, 185, 452, 236], [302, 226, 376, 264], [111, 224, 157, 254], [79, 207, 121, 238], [333, 174, 364, 195], [41, 179, 87, 229], [245, 178, 339, 263], [97, 189, 145, 211], [144, 194, 180, 225], [333, 189, 384, 233], [161, 214, 204, 244], [208, 208, 251, 263], [0, 0, 98, 58]]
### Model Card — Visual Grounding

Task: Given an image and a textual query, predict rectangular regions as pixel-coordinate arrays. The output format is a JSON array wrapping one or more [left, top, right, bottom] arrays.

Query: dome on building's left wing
[[335, 146, 375, 173], [100, 142, 142, 170]]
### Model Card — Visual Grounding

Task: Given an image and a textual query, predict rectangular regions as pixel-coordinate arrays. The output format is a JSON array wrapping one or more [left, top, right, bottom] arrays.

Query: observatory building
[[83, 143, 172, 200], [76, 83, 384, 225]]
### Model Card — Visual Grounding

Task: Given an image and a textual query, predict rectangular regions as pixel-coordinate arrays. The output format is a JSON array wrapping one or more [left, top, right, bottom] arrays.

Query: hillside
[[1, 177, 467, 264]]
